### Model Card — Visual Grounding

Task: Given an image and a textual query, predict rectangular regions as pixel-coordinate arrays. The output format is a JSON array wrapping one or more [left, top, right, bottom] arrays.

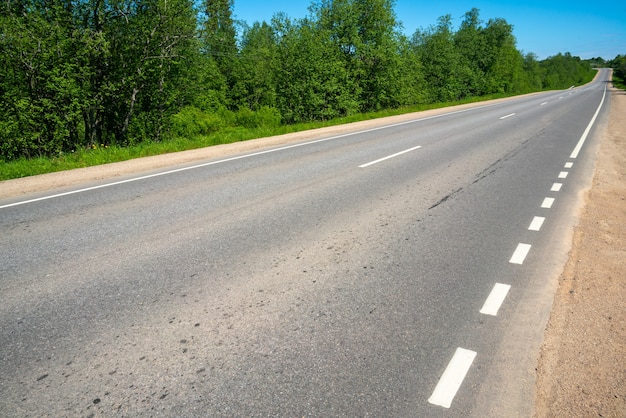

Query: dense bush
[[0, 1, 605, 162], [610, 55, 626, 84], [235, 106, 282, 129], [170, 107, 227, 138]]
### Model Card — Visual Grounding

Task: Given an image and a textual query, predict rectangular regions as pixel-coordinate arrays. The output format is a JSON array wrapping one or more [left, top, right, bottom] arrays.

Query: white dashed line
[[528, 216, 545, 231], [428, 348, 477, 408], [429, 84, 606, 413], [542, 197, 555, 208], [540, 102, 548, 106], [480, 283, 511, 316], [358, 145, 422, 168], [510, 243, 532, 264]]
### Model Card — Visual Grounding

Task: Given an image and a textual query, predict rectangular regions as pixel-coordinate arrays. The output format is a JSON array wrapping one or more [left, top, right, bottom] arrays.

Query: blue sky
[[232, 1, 626, 60]]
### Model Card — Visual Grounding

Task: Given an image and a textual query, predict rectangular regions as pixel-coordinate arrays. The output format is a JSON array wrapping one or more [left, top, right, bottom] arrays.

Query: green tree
[[412, 15, 463, 102], [354, 0, 406, 110], [0, 0, 86, 158], [232, 21, 279, 110], [0, 0, 200, 159], [92, 0, 199, 144], [453, 8, 487, 96], [311, 0, 405, 111], [393, 33, 427, 106], [273, 15, 358, 123], [520, 52, 544, 92], [611, 55, 626, 83], [201, 0, 238, 104], [481, 17, 523, 94], [413, 9, 525, 101], [540, 52, 594, 89]]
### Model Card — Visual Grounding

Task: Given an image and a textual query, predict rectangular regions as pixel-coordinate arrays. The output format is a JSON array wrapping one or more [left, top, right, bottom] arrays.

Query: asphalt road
[[0, 69, 611, 417]]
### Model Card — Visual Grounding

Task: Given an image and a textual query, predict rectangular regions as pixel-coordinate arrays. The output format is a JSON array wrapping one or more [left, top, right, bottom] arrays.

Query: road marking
[[542, 197, 555, 208], [564, 162, 573, 168], [558, 171, 568, 179], [510, 243, 532, 264], [528, 216, 545, 231], [358, 145, 422, 168], [499, 113, 516, 120], [570, 83, 607, 159], [1, 136, 364, 209], [540, 102, 548, 106], [480, 283, 511, 316], [551, 183, 563, 192], [428, 348, 477, 408]]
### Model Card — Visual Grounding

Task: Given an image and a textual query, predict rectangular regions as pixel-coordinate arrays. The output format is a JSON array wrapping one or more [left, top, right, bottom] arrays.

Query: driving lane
[[0, 70, 610, 416]]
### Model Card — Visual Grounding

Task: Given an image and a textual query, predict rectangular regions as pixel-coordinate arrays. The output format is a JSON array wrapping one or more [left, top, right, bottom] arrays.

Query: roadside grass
[[612, 73, 626, 90], [0, 92, 537, 181]]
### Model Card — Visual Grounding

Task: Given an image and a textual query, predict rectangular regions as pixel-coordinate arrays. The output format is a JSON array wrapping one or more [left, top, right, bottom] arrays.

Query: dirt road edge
[[533, 86, 626, 416]]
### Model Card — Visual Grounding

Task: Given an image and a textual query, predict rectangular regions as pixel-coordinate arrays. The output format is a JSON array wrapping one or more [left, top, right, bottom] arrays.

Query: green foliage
[[201, 0, 239, 104], [609, 55, 626, 88], [540, 52, 595, 89], [170, 107, 226, 138], [232, 22, 279, 110], [168, 105, 281, 139], [412, 10, 527, 102], [311, 0, 405, 111], [0, 1, 86, 158], [412, 15, 470, 102], [235, 106, 282, 129], [274, 15, 360, 123], [520, 53, 544, 92], [0, 1, 613, 167], [0, 0, 199, 158]]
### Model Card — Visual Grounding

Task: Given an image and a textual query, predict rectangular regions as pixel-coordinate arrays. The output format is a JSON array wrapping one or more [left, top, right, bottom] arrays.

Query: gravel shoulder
[[533, 86, 626, 416]]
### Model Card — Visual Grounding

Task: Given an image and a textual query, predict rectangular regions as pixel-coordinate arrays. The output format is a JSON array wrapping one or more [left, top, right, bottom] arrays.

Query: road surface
[[0, 69, 611, 416]]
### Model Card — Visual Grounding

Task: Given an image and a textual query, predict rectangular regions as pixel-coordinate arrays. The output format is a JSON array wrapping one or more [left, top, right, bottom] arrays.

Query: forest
[[0, 0, 605, 162]]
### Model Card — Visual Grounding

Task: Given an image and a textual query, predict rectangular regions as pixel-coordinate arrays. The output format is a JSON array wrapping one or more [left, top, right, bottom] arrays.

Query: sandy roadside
[[534, 86, 626, 416]]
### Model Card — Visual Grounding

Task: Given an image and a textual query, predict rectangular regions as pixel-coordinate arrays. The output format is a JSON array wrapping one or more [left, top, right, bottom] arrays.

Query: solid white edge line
[[528, 216, 545, 231], [0, 138, 342, 209], [358, 145, 422, 168], [551, 183, 563, 192], [499, 113, 516, 120], [428, 348, 477, 408], [510, 243, 532, 264], [558, 171, 568, 179], [480, 283, 512, 316], [570, 83, 607, 159], [542, 197, 555, 208]]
